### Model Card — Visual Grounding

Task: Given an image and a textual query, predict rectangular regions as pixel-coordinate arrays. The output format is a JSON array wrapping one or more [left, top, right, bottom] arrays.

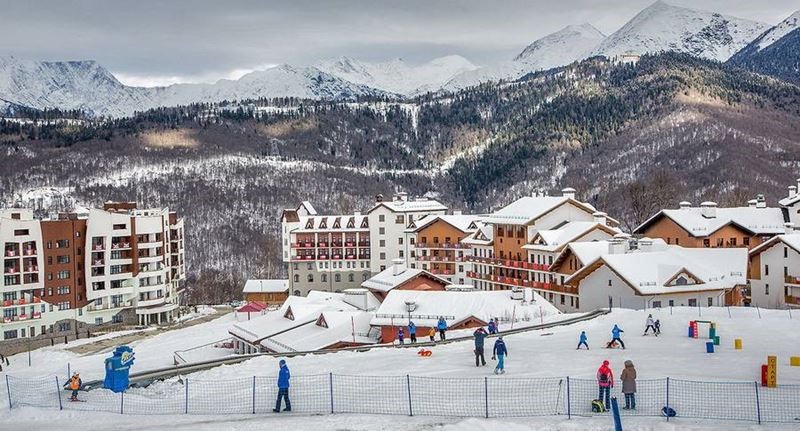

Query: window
[[113, 224, 126, 230], [410, 238, 415, 245], [58, 301, 70, 310], [785, 247, 789, 258], [675, 238, 679, 245], [293, 263, 299, 270], [57, 255, 70, 264], [729, 238, 736, 246], [560, 295, 565, 305], [57, 286, 69, 295], [362, 273, 368, 281], [765, 284, 769, 295], [56, 270, 70, 280], [608, 279, 612, 287], [669, 300, 674, 307], [13, 229, 29, 236], [95, 317, 103, 325], [743, 237, 750, 246], [57, 322, 71, 331], [380, 252, 386, 259], [398, 237, 403, 245], [399, 251, 404, 258], [335, 274, 341, 282], [293, 274, 299, 283], [395, 215, 405, 224], [3, 330, 18, 340], [379, 227, 385, 235], [306, 263, 313, 270], [716, 238, 724, 247], [56, 239, 69, 248], [348, 274, 354, 282], [321, 274, 327, 283], [47, 256, 53, 265], [380, 240, 386, 247], [703, 239, 710, 247], [765, 265, 769, 276], [378, 215, 385, 222], [688, 298, 697, 307], [307, 274, 314, 283], [652, 301, 662, 308], [708, 297, 713, 307]]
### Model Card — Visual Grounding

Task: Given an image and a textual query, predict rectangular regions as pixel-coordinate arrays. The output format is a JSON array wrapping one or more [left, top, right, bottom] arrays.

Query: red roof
[[237, 301, 268, 313]]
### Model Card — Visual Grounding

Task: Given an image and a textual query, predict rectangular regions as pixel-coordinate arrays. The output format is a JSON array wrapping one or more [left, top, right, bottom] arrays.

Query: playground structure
[[688, 320, 719, 353]]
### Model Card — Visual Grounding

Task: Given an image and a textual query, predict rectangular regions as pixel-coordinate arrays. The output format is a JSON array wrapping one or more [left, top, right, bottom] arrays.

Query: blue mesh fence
[[7, 373, 800, 423]]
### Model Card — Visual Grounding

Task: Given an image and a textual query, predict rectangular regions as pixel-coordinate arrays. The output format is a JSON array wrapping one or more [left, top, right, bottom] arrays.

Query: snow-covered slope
[[750, 10, 800, 51], [728, 10, 800, 85], [317, 55, 478, 96], [591, 0, 769, 62], [443, 24, 605, 92]]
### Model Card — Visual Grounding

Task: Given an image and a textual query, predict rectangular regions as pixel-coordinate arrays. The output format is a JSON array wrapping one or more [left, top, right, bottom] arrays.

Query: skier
[[428, 326, 436, 342], [487, 319, 497, 335], [65, 372, 82, 401], [492, 336, 508, 374], [597, 360, 613, 410], [606, 324, 625, 349], [654, 319, 661, 336], [620, 360, 637, 410], [644, 314, 657, 336], [398, 327, 405, 345], [577, 330, 589, 350], [408, 321, 417, 344], [437, 316, 448, 341], [273, 359, 291, 413], [473, 327, 488, 367]]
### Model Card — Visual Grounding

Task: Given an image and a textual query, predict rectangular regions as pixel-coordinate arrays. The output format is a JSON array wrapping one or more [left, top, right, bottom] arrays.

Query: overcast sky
[[1, 0, 797, 87]]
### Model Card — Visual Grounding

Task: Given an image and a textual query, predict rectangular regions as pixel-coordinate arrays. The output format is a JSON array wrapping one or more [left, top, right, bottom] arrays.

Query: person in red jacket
[[597, 360, 613, 410]]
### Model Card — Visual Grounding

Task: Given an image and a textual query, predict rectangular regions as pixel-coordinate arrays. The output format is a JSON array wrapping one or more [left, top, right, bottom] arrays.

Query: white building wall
[[751, 243, 800, 309]]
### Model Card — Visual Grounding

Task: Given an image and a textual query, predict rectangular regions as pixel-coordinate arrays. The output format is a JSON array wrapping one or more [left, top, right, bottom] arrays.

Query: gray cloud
[[1, 0, 796, 86]]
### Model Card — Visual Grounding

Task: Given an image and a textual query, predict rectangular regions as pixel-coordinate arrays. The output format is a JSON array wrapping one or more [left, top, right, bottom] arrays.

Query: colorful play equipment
[[761, 356, 777, 387], [706, 342, 714, 353], [689, 320, 719, 352], [791, 356, 800, 367], [734, 339, 743, 350]]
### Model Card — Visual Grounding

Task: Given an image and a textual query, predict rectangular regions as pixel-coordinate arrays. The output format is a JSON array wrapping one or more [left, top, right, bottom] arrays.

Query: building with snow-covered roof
[[780, 178, 800, 228], [362, 259, 449, 301], [748, 226, 800, 309], [634, 197, 786, 250], [242, 279, 288, 305], [371, 288, 559, 343], [281, 192, 447, 297], [560, 237, 747, 310], [407, 212, 481, 284], [261, 310, 376, 353]]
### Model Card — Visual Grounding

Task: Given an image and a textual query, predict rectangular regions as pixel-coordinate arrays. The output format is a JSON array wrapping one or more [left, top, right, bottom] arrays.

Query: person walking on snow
[[644, 314, 657, 336], [492, 336, 508, 374], [607, 324, 625, 349], [398, 327, 405, 345], [273, 359, 291, 413], [620, 360, 637, 410], [577, 331, 589, 350], [408, 321, 417, 344], [65, 372, 82, 401], [654, 319, 661, 336], [487, 319, 497, 335], [597, 360, 613, 410], [428, 326, 436, 342], [437, 317, 448, 341], [473, 327, 488, 367]]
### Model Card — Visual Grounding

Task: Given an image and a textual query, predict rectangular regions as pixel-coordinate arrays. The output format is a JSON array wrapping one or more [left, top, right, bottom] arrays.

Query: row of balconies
[[414, 242, 469, 249], [415, 255, 466, 262], [466, 271, 578, 294], [428, 269, 454, 276], [3, 312, 42, 323], [293, 241, 370, 248], [1, 297, 42, 307], [293, 254, 370, 261], [3, 274, 39, 286], [87, 299, 133, 312], [468, 256, 551, 271], [4, 265, 39, 274], [4, 248, 37, 257], [786, 275, 800, 286]]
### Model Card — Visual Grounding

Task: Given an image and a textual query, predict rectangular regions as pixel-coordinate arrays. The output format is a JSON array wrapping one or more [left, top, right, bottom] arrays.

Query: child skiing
[[577, 331, 589, 350], [492, 336, 508, 374], [606, 324, 625, 349], [65, 372, 82, 401], [644, 314, 657, 336], [597, 360, 613, 410], [473, 327, 488, 367], [437, 316, 448, 341], [398, 327, 405, 345], [654, 319, 661, 335], [408, 321, 417, 344], [273, 359, 291, 413]]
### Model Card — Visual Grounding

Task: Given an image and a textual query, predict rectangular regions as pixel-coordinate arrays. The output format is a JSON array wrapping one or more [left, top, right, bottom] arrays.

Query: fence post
[[252, 376, 256, 414], [754, 381, 762, 424], [484, 377, 489, 419], [185, 378, 189, 414], [665, 377, 670, 422], [406, 374, 413, 416], [566, 377, 571, 419], [67, 362, 70, 381], [6, 375, 12, 409], [120, 390, 124, 414], [55, 376, 62, 410], [329, 373, 334, 414], [610, 397, 623, 431]]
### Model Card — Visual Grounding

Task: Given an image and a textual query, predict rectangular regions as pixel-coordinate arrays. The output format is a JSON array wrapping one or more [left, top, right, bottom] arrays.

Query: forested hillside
[[2, 53, 799, 302]]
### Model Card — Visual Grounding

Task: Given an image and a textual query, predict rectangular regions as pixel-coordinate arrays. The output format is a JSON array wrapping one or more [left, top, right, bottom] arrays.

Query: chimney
[[562, 187, 576, 200], [756, 194, 767, 208], [592, 211, 607, 226], [789, 185, 797, 199], [700, 201, 717, 219], [638, 237, 654, 252], [747, 199, 757, 208], [453, 210, 462, 216], [607, 238, 625, 255], [354, 211, 361, 216], [786, 223, 796, 235], [375, 194, 384, 203], [392, 258, 405, 276], [393, 192, 408, 202], [679, 201, 691, 210]]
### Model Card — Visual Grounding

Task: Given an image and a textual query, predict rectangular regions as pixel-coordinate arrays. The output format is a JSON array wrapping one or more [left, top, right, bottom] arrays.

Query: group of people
[[577, 315, 662, 350], [596, 359, 638, 411], [397, 317, 452, 345], [473, 320, 506, 374]]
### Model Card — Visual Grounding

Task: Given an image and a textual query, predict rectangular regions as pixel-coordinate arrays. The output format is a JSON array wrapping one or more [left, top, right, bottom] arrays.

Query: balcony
[[317, 241, 328, 248], [786, 275, 800, 286], [785, 295, 800, 306], [23, 265, 38, 273], [4, 265, 20, 274], [358, 254, 370, 260], [358, 241, 370, 247], [138, 296, 166, 307], [92, 259, 105, 267], [2, 312, 40, 323], [92, 244, 105, 251], [429, 269, 454, 276], [415, 242, 469, 249], [5, 249, 18, 257], [22, 248, 37, 256], [294, 241, 315, 248], [111, 242, 132, 250], [87, 299, 133, 312]]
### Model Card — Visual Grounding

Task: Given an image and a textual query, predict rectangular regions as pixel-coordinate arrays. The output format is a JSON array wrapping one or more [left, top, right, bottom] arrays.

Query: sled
[[417, 349, 432, 357]]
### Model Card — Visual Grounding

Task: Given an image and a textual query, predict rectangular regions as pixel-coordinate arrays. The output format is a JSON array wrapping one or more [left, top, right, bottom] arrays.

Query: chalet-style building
[[361, 259, 449, 302]]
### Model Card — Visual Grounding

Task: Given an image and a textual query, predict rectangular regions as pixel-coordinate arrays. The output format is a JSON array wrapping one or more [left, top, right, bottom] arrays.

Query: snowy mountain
[[443, 24, 606, 92], [0, 58, 390, 117], [591, 0, 769, 62], [728, 10, 800, 85], [317, 55, 478, 96]]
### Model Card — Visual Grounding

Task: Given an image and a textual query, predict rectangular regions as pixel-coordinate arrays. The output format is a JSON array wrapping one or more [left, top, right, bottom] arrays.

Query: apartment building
[[281, 193, 447, 296], [1, 203, 186, 342], [407, 213, 480, 284], [748, 227, 800, 309], [634, 197, 786, 250]]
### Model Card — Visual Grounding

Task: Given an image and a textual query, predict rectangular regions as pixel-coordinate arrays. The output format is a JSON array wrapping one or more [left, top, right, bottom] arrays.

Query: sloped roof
[[261, 310, 375, 352], [371, 290, 560, 327], [566, 246, 747, 296], [243, 279, 288, 294], [361, 266, 449, 293], [523, 221, 620, 252], [292, 214, 369, 233], [635, 207, 786, 237], [237, 302, 268, 313], [461, 222, 494, 246], [408, 214, 481, 233], [369, 198, 447, 214], [749, 233, 800, 257]]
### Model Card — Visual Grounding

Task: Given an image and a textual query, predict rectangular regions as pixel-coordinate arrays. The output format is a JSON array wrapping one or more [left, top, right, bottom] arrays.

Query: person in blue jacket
[[487, 319, 497, 335], [607, 324, 625, 349], [577, 330, 589, 350], [437, 317, 448, 341], [274, 359, 291, 412], [408, 321, 417, 344], [398, 327, 405, 345], [492, 336, 508, 374]]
